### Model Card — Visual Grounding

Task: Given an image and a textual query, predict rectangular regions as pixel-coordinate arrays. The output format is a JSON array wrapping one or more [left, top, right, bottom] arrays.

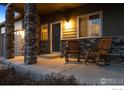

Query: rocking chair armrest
[[97, 48, 111, 55], [98, 48, 110, 51]]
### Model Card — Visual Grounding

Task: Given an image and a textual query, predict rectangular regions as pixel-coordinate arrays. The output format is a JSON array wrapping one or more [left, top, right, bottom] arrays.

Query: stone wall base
[[61, 36, 124, 63]]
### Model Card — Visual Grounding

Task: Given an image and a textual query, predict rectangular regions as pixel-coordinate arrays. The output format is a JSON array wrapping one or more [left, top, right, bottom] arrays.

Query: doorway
[[51, 21, 61, 53]]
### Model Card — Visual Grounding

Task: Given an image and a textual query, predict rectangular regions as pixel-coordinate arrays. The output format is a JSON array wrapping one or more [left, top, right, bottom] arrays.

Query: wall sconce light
[[64, 13, 72, 29], [14, 29, 25, 39], [20, 30, 25, 39], [65, 15, 70, 22], [65, 20, 71, 29]]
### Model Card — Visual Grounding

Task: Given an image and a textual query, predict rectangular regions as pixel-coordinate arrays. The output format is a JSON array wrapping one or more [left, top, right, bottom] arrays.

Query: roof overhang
[[11, 3, 84, 16], [0, 3, 84, 27]]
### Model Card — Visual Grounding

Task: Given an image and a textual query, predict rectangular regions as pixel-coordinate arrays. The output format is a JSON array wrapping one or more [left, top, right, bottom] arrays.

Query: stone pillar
[[24, 4, 37, 64], [5, 5, 14, 59]]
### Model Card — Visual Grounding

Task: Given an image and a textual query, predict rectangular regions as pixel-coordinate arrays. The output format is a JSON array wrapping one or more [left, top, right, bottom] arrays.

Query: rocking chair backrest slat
[[97, 38, 112, 55]]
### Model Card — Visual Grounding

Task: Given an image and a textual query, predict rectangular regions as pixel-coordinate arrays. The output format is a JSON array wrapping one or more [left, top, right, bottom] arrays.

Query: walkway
[[0, 56, 124, 85]]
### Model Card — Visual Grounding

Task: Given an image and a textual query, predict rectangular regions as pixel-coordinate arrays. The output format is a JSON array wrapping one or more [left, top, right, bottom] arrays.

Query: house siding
[[14, 20, 24, 56], [14, 20, 22, 30], [41, 4, 124, 38], [0, 20, 24, 56], [0, 26, 6, 56], [40, 23, 50, 54], [40, 4, 124, 62], [0, 4, 124, 62], [62, 16, 77, 39], [103, 5, 124, 36], [41, 4, 124, 59]]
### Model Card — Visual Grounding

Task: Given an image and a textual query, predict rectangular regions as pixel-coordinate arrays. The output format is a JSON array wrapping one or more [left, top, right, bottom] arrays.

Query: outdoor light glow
[[14, 30, 25, 39], [20, 30, 25, 39], [16, 31, 19, 35], [65, 21, 72, 29]]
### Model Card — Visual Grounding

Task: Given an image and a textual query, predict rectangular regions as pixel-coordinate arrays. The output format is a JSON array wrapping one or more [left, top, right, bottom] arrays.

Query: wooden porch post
[[5, 5, 14, 59], [24, 3, 37, 64]]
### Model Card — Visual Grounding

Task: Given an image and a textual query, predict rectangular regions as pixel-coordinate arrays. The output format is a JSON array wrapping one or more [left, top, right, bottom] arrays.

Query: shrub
[[0, 65, 80, 85], [0, 69, 36, 85], [36, 72, 80, 85]]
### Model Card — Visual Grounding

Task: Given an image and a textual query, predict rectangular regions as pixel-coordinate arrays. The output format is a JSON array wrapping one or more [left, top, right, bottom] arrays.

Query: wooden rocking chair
[[65, 40, 81, 62], [85, 37, 112, 65]]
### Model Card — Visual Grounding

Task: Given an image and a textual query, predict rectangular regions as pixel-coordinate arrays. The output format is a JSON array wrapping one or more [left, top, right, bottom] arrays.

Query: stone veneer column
[[5, 5, 14, 59], [24, 4, 37, 64]]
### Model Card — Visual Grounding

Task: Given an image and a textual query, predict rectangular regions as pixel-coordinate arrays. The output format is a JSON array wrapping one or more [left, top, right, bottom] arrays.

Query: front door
[[52, 23, 61, 52]]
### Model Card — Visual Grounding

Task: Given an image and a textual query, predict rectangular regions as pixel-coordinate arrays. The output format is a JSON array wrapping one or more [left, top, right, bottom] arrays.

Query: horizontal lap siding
[[62, 16, 77, 39], [41, 4, 124, 39], [61, 4, 124, 39]]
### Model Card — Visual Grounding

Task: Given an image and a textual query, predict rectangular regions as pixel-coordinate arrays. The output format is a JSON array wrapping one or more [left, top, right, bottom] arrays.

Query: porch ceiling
[[12, 3, 84, 16]]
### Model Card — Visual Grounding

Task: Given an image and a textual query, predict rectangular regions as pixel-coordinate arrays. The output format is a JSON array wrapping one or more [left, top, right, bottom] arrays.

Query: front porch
[[0, 56, 124, 85], [0, 4, 124, 65]]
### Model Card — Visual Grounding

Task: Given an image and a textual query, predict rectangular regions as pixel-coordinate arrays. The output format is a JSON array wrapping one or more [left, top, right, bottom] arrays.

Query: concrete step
[[39, 52, 61, 59]]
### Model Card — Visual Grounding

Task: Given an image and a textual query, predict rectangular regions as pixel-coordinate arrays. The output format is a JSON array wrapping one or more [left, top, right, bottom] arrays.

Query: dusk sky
[[0, 5, 5, 23]]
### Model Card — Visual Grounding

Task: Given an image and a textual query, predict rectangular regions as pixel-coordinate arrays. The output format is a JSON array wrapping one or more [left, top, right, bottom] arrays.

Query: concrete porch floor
[[0, 56, 124, 85]]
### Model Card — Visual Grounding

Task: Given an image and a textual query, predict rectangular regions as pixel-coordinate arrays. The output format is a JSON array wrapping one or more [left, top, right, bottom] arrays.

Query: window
[[41, 24, 48, 40], [78, 12, 102, 38], [79, 16, 88, 37]]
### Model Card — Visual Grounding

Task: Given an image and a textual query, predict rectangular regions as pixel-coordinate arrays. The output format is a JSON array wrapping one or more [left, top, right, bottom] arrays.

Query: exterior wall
[[1, 26, 5, 34], [36, 16, 41, 55], [62, 16, 77, 39], [41, 4, 124, 39], [0, 26, 6, 56], [40, 40, 50, 54], [61, 36, 124, 62], [61, 4, 124, 39], [14, 20, 22, 30], [0, 20, 24, 57], [103, 5, 124, 36], [0, 4, 124, 61], [40, 4, 124, 62], [0, 17, 41, 56], [14, 20, 24, 56], [40, 24, 50, 54]]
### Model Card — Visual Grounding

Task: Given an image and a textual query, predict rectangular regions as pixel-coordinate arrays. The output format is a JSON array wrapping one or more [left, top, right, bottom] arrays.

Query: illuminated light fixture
[[20, 30, 25, 39], [16, 31, 19, 35], [65, 20, 72, 29], [14, 29, 25, 39]]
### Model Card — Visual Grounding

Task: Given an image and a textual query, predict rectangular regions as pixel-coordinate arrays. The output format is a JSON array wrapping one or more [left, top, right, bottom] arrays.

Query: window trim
[[77, 11, 103, 39], [41, 23, 49, 41]]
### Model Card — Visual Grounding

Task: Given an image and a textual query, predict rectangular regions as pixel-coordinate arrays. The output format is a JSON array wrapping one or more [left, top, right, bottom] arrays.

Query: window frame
[[41, 24, 49, 41], [77, 11, 103, 39]]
